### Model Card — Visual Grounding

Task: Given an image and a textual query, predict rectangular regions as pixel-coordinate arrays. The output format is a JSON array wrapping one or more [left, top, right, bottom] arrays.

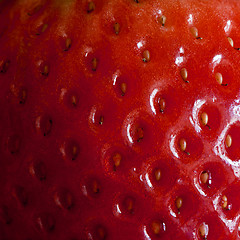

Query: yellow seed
[[87, 1, 95, 13], [154, 169, 161, 181], [120, 82, 127, 96], [158, 15, 166, 26], [42, 65, 49, 76], [71, 95, 77, 106], [114, 22, 120, 35], [200, 171, 209, 184], [175, 197, 183, 209], [158, 98, 166, 112], [215, 72, 223, 85], [201, 112, 208, 126], [113, 153, 121, 168], [190, 27, 198, 38], [227, 37, 234, 47], [142, 50, 150, 62], [65, 38, 72, 51], [179, 138, 187, 152], [226, 134, 232, 148], [92, 58, 98, 71], [199, 222, 209, 239], [180, 68, 188, 82], [222, 195, 228, 209], [152, 221, 161, 235]]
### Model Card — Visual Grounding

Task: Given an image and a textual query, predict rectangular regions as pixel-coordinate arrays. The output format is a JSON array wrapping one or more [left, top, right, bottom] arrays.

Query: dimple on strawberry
[[1, 0, 240, 239]]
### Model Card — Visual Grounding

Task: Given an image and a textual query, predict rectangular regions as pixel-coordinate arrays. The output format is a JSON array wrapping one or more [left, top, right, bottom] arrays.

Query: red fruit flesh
[[1, 0, 240, 239]]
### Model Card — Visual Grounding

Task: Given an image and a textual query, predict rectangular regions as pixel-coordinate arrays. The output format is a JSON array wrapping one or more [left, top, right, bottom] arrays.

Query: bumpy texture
[[1, 0, 240, 239]]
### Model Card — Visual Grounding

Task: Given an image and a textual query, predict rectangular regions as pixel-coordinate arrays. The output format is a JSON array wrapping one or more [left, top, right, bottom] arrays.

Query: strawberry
[[1, 0, 240, 239]]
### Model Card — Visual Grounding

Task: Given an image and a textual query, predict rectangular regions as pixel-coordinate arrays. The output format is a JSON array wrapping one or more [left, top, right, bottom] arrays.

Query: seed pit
[[92, 57, 98, 71], [227, 37, 234, 47], [0, 205, 12, 225], [112, 152, 121, 170], [27, 4, 42, 16], [41, 64, 49, 76], [36, 23, 48, 35], [7, 134, 21, 154], [179, 138, 189, 155], [225, 134, 232, 148], [221, 195, 232, 211], [64, 38, 72, 51], [175, 197, 183, 213], [119, 82, 127, 96], [180, 68, 188, 83], [14, 186, 28, 206], [151, 220, 166, 235], [123, 196, 135, 214], [71, 94, 78, 107], [190, 27, 202, 39], [142, 50, 150, 62], [136, 127, 144, 142], [99, 116, 104, 125], [200, 171, 211, 188], [19, 88, 27, 104], [95, 225, 107, 240], [36, 213, 55, 233], [200, 112, 211, 129], [92, 180, 100, 194], [158, 98, 166, 113], [198, 222, 209, 239], [215, 72, 228, 86], [41, 117, 53, 136], [87, 2, 95, 13], [114, 22, 120, 35], [222, 195, 228, 209], [154, 168, 161, 181], [66, 140, 80, 161], [0, 59, 10, 73], [29, 161, 47, 181], [54, 189, 74, 210], [158, 15, 166, 26]]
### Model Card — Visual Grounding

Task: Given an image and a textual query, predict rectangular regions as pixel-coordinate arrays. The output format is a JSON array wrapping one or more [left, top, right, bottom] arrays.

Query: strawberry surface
[[1, 0, 240, 239]]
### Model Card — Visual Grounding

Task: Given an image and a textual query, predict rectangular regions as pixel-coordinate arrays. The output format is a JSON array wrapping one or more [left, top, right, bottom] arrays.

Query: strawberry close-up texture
[[2, 0, 240, 239]]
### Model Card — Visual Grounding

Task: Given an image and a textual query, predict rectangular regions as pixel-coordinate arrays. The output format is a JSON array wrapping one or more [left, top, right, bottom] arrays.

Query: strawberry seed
[[120, 82, 127, 96], [92, 57, 98, 71], [180, 68, 188, 83], [227, 37, 234, 47], [114, 22, 120, 35], [87, 2, 95, 13], [113, 152, 121, 169], [158, 15, 166, 26], [175, 197, 183, 212], [142, 50, 150, 62], [179, 138, 189, 155], [158, 98, 166, 113], [199, 222, 209, 239], [225, 134, 232, 148], [154, 168, 161, 181], [64, 38, 72, 51]]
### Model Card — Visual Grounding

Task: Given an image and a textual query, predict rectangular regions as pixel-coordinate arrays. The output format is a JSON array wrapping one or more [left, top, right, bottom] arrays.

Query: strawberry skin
[[1, 0, 240, 239]]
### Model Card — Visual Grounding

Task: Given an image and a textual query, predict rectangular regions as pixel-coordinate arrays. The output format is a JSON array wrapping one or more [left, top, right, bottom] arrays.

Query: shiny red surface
[[1, 0, 240, 239]]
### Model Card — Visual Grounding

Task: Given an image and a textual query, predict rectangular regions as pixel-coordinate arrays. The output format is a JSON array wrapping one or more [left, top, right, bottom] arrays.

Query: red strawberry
[[1, 0, 240, 239]]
